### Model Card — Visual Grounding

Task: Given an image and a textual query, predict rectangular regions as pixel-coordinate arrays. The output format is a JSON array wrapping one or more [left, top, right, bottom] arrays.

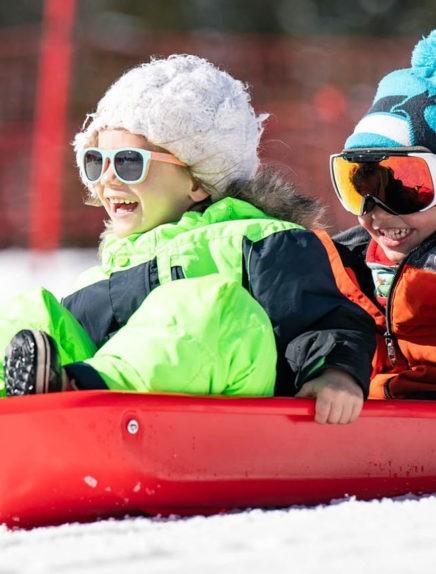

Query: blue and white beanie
[[345, 30, 436, 152]]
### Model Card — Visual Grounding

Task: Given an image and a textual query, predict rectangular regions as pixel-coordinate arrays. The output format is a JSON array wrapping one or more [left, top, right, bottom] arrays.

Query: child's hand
[[295, 368, 364, 424]]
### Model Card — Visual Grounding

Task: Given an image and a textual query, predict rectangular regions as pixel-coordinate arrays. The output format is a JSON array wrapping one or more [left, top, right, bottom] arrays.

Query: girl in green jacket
[[2, 54, 376, 424]]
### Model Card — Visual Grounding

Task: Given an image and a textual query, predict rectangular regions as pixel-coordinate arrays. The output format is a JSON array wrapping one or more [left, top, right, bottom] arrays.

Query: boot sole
[[33, 330, 51, 394], [5, 330, 61, 396]]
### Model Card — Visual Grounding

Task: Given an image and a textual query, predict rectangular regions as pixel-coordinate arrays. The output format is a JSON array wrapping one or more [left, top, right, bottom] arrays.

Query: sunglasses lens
[[332, 155, 435, 215], [114, 150, 145, 182], [83, 150, 103, 182]]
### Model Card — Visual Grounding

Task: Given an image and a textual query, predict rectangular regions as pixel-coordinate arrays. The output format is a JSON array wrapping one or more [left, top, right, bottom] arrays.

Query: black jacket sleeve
[[243, 228, 376, 398]]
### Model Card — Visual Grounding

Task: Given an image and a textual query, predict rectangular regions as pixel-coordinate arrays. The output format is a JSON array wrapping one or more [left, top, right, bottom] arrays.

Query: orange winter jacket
[[335, 227, 436, 400]]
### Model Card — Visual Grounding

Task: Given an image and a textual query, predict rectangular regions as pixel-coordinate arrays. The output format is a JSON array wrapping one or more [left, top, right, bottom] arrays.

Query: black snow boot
[[4, 329, 63, 396]]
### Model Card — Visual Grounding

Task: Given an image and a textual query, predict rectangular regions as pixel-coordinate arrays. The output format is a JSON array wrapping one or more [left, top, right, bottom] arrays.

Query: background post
[[29, 0, 76, 250]]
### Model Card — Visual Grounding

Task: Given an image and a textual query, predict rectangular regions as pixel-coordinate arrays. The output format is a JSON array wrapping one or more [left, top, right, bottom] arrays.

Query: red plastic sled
[[1, 390, 436, 529]]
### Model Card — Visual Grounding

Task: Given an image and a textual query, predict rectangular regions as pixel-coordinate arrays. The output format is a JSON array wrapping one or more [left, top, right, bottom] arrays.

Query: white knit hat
[[74, 54, 268, 201]]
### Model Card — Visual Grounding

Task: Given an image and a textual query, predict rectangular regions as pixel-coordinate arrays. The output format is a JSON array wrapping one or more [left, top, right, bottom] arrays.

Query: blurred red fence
[[0, 23, 416, 248]]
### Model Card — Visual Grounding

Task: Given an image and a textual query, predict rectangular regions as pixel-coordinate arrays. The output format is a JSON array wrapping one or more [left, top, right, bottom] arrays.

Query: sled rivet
[[127, 419, 139, 434]]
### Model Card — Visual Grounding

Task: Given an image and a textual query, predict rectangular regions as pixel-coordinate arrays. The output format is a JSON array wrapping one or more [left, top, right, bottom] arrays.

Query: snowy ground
[[1, 248, 436, 574]]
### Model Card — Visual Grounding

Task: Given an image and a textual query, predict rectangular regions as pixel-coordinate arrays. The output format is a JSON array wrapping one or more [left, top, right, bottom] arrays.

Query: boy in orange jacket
[[332, 31, 436, 399]]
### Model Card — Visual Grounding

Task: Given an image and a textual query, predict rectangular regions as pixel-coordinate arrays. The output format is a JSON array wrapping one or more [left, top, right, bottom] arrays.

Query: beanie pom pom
[[411, 30, 436, 80]]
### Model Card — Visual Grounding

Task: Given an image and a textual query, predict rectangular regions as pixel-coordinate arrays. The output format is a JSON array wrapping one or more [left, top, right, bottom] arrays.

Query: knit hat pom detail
[[344, 30, 436, 152], [411, 30, 436, 80]]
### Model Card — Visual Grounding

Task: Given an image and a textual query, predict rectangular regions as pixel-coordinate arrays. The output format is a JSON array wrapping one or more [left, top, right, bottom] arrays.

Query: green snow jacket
[[61, 197, 376, 396]]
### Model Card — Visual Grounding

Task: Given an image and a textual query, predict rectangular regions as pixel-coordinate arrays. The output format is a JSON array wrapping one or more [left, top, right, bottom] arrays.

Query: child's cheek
[[357, 215, 373, 234]]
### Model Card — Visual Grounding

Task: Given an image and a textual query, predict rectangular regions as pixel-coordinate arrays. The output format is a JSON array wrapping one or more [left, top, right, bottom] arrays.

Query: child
[[2, 54, 376, 423], [332, 31, 436, 399]]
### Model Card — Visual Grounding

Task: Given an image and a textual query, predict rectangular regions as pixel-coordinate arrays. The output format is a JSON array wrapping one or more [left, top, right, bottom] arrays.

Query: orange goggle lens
[[330, 153, 436, 215]]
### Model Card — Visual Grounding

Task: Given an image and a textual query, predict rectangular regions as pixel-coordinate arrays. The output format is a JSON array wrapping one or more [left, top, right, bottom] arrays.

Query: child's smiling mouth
[[377, 227, 413, 246], [379, 228, 412, 240], [109, 198, 139, 214]]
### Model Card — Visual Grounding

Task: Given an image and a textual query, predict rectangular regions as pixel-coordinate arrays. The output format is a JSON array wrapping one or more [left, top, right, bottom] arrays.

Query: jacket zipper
[[384, 255, 408, 367], [383, 258, 406, 399]]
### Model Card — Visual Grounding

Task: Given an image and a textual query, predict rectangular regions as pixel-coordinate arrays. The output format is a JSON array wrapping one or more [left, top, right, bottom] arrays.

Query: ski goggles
[[330, 149, 436, 216], [80, 148, 187, 185]]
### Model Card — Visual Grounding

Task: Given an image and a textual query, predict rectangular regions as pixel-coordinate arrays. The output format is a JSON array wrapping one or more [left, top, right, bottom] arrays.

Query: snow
[[2, 496, 436, 573], [0, 248, 435, 573]]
